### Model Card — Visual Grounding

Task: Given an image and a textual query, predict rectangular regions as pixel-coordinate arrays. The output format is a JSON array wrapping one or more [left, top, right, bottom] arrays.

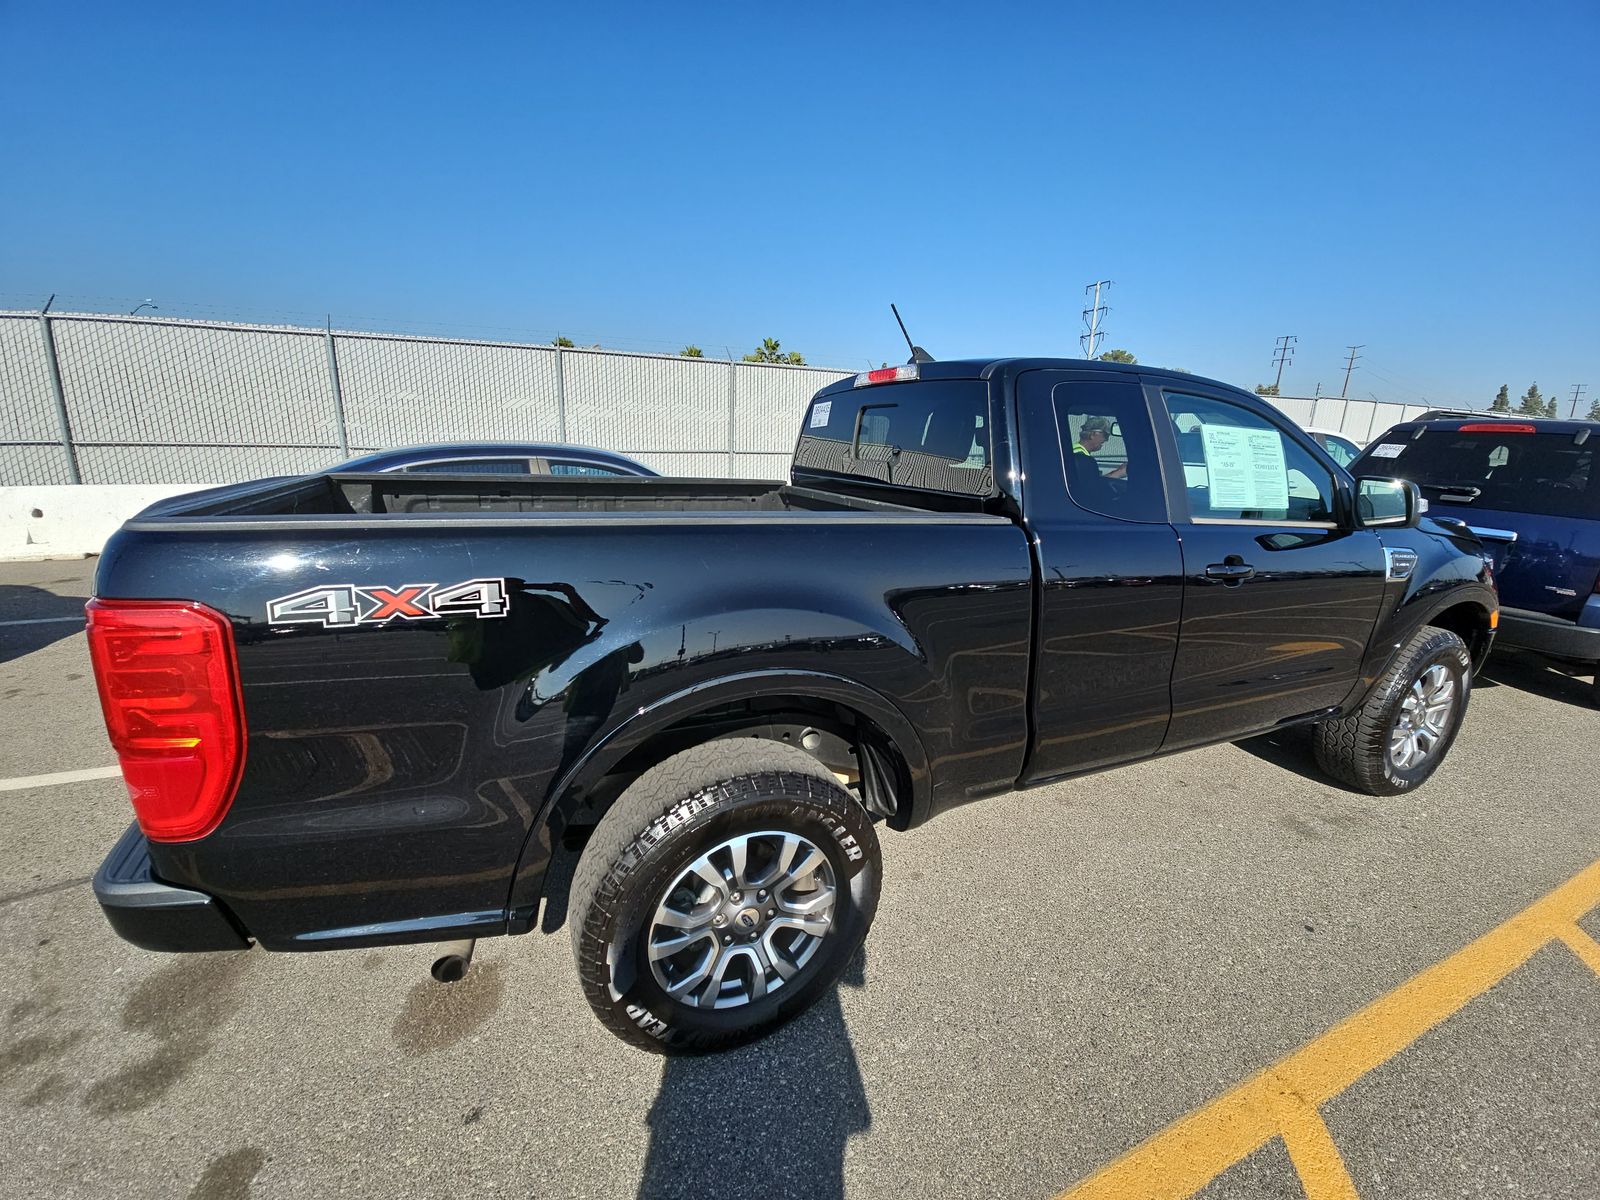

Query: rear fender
[[504, 669, 931, 929]]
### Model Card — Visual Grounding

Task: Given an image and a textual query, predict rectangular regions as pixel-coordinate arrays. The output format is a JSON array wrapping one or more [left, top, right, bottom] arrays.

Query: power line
[[1080, 280, 1112, 359], [1271, 335, 1296, 391], [1340, 345, 1364, 399], [1569, 383, 1588, 419]]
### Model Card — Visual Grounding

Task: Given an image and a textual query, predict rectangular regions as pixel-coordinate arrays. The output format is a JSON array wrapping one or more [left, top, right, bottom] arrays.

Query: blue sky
[[2, 1, 1595, 408]]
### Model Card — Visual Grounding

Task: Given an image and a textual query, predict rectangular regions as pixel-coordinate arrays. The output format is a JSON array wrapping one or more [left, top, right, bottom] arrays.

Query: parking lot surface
[[2, 558, 1596, 1199]]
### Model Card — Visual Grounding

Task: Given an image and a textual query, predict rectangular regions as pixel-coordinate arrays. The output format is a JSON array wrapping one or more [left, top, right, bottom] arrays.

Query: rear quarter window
[[795, 381, 993, 497]]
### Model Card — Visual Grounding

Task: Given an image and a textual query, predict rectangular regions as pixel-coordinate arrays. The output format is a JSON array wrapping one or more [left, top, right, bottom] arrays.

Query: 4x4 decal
[[266, 578, 511, 627]]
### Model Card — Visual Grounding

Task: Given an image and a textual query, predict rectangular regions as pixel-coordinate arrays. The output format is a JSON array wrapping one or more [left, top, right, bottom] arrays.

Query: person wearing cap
[[1075, 416, 1127, 478]]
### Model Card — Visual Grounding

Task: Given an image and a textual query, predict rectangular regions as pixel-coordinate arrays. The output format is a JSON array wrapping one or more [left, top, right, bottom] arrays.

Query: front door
[[1157, 387, 1389, 751]]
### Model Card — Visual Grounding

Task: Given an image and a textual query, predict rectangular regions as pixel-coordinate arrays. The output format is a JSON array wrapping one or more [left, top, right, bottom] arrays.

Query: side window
[[547, 461, 627, 477], [1165, 393, 1336, 524], [1054, 382, 1166, 522], [403, 458, 531, 475]]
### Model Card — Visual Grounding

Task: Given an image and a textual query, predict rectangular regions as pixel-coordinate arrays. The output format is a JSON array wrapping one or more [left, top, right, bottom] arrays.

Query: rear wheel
[[569, 738, 880, 1054], [1314, 626, 1471, 795]]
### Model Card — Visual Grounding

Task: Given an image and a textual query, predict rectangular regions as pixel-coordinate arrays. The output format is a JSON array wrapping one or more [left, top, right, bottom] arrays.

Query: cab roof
[[815, 357, 1247, 398]]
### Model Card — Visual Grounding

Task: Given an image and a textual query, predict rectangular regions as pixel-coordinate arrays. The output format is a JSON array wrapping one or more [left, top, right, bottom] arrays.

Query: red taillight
[[85, 599, 246, 842], [1460, 422, 1535, 433]]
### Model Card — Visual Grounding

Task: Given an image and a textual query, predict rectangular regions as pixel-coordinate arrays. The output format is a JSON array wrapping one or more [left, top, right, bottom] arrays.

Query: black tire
[[1314, 625, 1471, 796], [569, 738, 881, 1054]]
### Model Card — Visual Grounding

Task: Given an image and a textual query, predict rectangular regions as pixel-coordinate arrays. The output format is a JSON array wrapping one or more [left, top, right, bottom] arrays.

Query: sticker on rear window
[[1369, 443, 1405, 458], [810, 401, 832, 428]]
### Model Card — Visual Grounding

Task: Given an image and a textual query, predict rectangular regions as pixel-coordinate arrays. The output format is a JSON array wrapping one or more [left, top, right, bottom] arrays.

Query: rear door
[[1157, 385, 1389, 750], [1016, 370, 1184, 781], [1356, 423, 1600, 619]]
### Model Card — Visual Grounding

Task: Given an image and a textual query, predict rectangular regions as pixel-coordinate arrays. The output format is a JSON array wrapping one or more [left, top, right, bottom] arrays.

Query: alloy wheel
[[1388, 663, 1457, 770], [646, 831, 838, 1010]]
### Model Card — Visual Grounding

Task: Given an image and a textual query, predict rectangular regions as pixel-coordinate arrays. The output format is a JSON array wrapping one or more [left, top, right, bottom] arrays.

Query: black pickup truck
[[88, 358, 1496, 1052]]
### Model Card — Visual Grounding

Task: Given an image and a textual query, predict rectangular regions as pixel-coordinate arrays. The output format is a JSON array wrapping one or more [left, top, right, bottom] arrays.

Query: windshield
[[1318, 433, 1360, 468], [794, 380, 993, 498], [1357, 429, 1598, 518]]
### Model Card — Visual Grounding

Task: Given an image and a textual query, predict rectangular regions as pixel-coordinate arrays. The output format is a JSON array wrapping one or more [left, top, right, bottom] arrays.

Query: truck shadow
[[1478, 649, 1596, 710], [636, 946, 871, 1200], [1231, 724, 1367, 794], [0, 585, 88, 666]]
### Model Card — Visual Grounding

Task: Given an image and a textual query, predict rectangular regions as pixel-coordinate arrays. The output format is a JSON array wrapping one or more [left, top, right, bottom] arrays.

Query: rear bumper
[[1496, 604, 1600, 665], [93, 823, 251, 952]]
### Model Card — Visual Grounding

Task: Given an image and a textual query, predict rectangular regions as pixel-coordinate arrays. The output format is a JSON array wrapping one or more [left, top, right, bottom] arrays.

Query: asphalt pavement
[[1, 557, 1596, 1200]]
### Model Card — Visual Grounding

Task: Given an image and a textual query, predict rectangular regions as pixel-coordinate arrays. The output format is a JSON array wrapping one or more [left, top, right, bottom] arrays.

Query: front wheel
[[1314, 625, 1471, 796], [569, 738, 880, 1054]]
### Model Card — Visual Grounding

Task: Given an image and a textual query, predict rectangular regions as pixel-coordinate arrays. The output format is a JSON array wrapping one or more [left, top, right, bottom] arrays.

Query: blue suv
[[1351, 416, 1600, 702]]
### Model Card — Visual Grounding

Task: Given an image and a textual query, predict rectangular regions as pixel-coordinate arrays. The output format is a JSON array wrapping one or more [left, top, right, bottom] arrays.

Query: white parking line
[[0, 616, 85, 627], [0, 765, 122, 793]]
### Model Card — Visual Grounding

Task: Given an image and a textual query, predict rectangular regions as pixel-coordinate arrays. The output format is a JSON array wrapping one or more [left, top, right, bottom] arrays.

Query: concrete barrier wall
[[0, 484, 210, 561]]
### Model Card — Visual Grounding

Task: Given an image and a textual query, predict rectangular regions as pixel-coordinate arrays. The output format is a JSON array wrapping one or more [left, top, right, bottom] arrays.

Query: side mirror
[[1356, 476, 1425, 528]]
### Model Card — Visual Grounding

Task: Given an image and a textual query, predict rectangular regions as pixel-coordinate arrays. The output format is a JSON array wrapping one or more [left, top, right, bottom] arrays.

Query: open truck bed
[[128, 473, 939, 525]]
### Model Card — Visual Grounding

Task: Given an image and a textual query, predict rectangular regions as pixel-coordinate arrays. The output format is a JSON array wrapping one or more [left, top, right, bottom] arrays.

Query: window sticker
[[1199, 424, 1289, 511], [810, 401, 832, 428], [1369, 443, 1406, 459]]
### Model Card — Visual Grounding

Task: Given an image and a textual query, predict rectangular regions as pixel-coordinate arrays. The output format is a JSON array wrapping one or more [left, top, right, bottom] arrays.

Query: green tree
[[1547, 395, 1564, 419], [1254, 383, 1280, 397], [553, 335, 575, 348], [1489, 385, 1511, 413], [1587, 399, 1600, 422], [679, 345, 704, 358], [743, 337, 804, 365], [1517, 382, 1544, 416], [1097, 348, 1137, 364]]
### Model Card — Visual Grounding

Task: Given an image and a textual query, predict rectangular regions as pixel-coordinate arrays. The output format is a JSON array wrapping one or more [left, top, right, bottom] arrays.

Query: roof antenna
[[891, 303, 934, 364]]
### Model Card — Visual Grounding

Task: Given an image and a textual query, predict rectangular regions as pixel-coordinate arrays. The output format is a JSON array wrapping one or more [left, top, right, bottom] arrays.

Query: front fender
[[1351, 529, 1497, 705]]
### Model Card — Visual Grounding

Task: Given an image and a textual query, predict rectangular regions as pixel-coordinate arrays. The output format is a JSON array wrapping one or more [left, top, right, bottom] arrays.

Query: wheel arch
[[1356, 585, 1497, 710], [506, 669, 930, 928]]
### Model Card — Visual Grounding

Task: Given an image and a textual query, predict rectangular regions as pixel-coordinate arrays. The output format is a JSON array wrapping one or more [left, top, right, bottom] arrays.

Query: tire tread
[[568, 738, 865, 1053]]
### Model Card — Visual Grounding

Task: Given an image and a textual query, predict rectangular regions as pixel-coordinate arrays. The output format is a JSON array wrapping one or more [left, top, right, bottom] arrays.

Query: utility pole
[[1080, 280, 1112, 359], [1569, 383, 1588, 419], [1339, 345, 1364, 399], [1271, 335, 1297, 392]]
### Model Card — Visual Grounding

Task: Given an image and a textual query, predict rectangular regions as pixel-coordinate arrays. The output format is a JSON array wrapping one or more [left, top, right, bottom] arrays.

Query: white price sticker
[[1199, 424, 1289, 512], [809, 401, 832, 428], [1369, 443, 1405, 459]]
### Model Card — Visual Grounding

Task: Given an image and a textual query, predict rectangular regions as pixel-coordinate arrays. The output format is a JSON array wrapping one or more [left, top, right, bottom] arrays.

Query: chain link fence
[[0, 311, 853, 486], [1, 310, 1429, 488]]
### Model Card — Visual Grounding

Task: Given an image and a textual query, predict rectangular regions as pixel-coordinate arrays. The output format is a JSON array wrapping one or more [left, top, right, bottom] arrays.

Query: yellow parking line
[[1058, 856, 1600, 1200], [1269, 1090, 1358, 1200], [1555, 924, 1600, 977]]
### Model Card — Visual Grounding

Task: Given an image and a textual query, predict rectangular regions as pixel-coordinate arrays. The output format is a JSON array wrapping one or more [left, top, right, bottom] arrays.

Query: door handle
[[1204, 560, 1255, 583]]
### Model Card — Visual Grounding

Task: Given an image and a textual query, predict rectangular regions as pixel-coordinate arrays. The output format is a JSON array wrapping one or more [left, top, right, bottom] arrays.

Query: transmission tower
[[1080, 280, 1112, 359], [1339, 345, 1364, 398], [1569, 383, 1588, 419], [1271, 335, 1297, 392]]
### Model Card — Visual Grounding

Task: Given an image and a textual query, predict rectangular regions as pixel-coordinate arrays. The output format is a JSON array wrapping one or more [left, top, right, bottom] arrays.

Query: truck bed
[[128, 473, 945, 526]]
